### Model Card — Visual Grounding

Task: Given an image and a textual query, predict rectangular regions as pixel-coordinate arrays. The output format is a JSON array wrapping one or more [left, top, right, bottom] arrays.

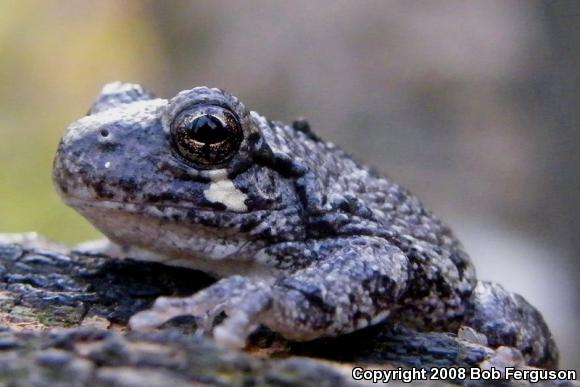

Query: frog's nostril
[[100, 129, 110, 138]]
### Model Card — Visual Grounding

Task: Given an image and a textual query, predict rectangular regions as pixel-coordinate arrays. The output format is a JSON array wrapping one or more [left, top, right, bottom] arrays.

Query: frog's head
[[53, 82, 304, 265]]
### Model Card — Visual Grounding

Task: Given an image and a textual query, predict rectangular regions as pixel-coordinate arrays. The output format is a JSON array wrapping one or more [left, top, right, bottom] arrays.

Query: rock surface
[[0, 235, 572, 386]]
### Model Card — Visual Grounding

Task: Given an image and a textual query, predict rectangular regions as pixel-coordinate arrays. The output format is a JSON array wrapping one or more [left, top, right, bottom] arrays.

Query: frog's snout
[[52, 118, 116, 203]]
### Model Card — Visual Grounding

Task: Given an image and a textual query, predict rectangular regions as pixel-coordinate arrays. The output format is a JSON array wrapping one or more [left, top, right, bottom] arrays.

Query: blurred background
[[0, 0, 577, 370]]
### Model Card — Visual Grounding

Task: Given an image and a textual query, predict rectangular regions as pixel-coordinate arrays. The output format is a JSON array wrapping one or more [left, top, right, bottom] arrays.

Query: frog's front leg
[[129, 275, 271, 346], [257, 237, 410, 341], [129, 236, 410, 348]]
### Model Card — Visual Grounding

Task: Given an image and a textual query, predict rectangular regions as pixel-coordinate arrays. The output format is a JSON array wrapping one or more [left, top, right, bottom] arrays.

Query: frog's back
[[272, 117, 469, 255]]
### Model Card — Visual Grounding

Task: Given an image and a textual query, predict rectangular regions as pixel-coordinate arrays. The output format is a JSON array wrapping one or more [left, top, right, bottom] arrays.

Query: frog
[[52, 82, 558, 368]]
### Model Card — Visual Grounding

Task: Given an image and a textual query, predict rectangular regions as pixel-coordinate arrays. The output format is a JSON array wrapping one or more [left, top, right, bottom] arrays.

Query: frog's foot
[[129, 275, 271, 348], [463, 281, 559, 368]]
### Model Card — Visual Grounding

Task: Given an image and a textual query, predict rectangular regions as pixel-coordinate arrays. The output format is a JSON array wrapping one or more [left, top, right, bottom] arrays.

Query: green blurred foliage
[[0, 1, 162, 242]]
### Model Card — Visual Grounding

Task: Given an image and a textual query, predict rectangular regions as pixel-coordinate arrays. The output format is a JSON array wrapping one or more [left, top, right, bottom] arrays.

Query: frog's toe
[[129, 295, 215, 331], [213, 308, 266, 349], [213, 324, 248, 349], [129, 309, 171, 330], [213, 289, 272, 348]]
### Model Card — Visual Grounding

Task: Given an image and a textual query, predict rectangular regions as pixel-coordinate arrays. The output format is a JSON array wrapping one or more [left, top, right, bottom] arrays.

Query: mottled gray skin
[[53, 82, 558, 367]]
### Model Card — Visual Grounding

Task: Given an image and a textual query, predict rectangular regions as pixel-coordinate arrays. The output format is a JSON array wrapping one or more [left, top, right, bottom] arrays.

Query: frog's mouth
[[75, 204, 277, 278], [65, 197, 272, 267], [63, 195, 291, 242], [62, 196, 287, 220]]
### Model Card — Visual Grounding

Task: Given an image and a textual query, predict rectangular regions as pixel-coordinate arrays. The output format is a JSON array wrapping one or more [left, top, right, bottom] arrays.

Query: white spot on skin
[[104, 161, 111, 169], [205, 168, 229, 180], [204, 176, 248, 212], [370, 310, 391, 325]]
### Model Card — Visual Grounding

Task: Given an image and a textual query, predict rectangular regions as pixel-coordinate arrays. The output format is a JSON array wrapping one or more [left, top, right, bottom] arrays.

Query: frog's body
[[53, 82, 558, 367]]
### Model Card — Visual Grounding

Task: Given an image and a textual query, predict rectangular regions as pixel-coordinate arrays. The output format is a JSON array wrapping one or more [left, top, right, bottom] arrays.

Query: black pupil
[[188, 115, 229, 144]]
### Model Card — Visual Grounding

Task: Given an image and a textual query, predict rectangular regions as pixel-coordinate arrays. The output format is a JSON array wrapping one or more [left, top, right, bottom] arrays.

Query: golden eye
[[170, 106, 243, 167]]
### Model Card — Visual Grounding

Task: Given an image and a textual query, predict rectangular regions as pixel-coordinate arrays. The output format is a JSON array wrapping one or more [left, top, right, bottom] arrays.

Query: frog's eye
[[170, 106, 243, 167]]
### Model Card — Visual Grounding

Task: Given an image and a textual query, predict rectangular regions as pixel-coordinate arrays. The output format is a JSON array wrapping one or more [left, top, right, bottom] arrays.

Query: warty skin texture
[[53, 82, 558, 367]]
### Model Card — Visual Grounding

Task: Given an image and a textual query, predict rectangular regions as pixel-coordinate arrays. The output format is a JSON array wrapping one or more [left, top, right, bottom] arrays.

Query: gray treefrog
[[53, 82, 558, 367]]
